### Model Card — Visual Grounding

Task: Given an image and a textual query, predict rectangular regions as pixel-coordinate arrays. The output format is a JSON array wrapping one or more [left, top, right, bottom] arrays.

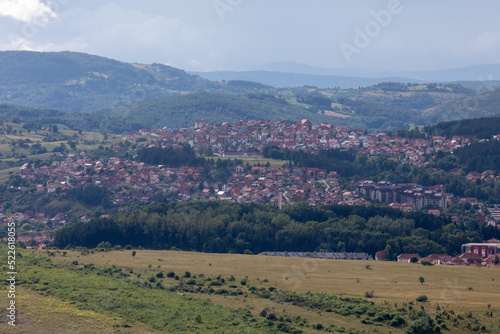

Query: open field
[[324, 110, 353, 118], [52, 249, 500, 312], [41, 248, 500, 333], [214, 156, 288, 167], [0, 121, 126, 175], [0, 166, 19, 184]]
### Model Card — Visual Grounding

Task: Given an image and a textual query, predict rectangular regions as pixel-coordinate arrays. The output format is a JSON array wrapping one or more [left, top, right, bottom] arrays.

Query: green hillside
[[99, 92, 339, 130], [425, 88, 500, 123], [0, 93, 355, 132], [0, 51, 226, 112]]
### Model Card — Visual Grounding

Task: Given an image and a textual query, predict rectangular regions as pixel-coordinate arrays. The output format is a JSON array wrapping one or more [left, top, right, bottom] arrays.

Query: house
[[427, 209, 440, 216], [483, 254, 500, 265], [397, 253, 421, 263], [421, 254, 453, 265], [452, 253, 483, 265], [375, 250, 389, 261], [80, 215, 92, 223]]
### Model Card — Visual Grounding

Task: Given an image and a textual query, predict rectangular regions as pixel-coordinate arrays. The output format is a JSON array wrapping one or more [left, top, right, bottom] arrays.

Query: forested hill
[[424, 116, 500, 139], [0, 51, 229, 112], [425, 88, 500, 124], [397, 116, 500, 139], [53, 201, 492, 258], [0, 93, 349, 133], [98, 92, 334, 130]]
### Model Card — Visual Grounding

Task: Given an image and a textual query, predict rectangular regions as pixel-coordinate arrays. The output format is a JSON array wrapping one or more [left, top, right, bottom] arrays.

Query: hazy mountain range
[[192, 61, 500, 90], [0, 50, 500, 133]]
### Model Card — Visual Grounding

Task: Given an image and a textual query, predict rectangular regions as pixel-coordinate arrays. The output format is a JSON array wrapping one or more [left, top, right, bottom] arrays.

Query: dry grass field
[[41, 249, 500, 333]]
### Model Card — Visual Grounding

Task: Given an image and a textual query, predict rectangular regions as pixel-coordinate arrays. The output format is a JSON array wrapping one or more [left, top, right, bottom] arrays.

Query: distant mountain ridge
[[189, 70, 424, 89], [192, 62, 500, 89]]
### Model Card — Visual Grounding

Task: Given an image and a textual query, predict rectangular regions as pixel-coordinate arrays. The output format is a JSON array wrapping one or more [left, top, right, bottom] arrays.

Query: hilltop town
[[2, 118, 497, 250]]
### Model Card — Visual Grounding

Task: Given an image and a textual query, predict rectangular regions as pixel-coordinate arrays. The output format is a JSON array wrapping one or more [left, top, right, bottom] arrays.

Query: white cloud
[[0, 0, 56, 24], [469, 32, 500, 52]]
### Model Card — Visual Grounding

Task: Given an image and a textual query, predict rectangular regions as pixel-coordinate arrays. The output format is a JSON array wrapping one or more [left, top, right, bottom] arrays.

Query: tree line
[[53, 201, 492, 258]]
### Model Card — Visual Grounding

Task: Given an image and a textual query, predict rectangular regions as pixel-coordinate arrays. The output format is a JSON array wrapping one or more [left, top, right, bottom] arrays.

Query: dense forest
[[454, 140, 500, 173], [422, 116, 500, 139], [53, 201, 494, 257], [137, 144, 207, 168], [261, 146, 399, 179]]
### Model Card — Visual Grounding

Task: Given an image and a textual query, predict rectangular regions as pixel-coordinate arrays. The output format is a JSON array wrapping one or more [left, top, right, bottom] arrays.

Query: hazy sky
[[0, 0, 499, 72]]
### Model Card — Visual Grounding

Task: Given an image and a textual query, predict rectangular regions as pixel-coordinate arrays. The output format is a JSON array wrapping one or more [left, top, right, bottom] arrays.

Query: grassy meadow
[[10, 247, 497, 334], [0, 286, 160, 334], [53, 249, 500, 312]]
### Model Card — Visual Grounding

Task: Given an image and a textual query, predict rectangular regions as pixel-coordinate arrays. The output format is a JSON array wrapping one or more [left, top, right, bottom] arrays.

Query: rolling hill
[[425, 88, 500, 124], [0, 51, 230, 112], [1, 51, 499, 132]]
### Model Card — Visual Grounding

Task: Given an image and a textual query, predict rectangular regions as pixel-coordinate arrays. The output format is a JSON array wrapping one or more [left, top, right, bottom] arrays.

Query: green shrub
[[313, 323, 323, 330], [421, 259, 433, 266], [416, 295, 428, 302], [96, 241, 111, 249]]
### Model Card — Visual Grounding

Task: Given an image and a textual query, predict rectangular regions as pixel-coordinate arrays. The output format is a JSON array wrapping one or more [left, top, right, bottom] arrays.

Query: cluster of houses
[[0, 210, 55, 248], [5, 118, 500, 249], [20, 147, 494, 212], [127, 119, 492, 169], [16, 125, 499, 219], [375, 239, 500, 266], [18, 153, 356, 206]]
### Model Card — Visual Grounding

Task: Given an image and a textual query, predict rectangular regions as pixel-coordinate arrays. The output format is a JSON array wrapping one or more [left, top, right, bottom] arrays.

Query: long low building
[[259, 251, 373, 260]]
